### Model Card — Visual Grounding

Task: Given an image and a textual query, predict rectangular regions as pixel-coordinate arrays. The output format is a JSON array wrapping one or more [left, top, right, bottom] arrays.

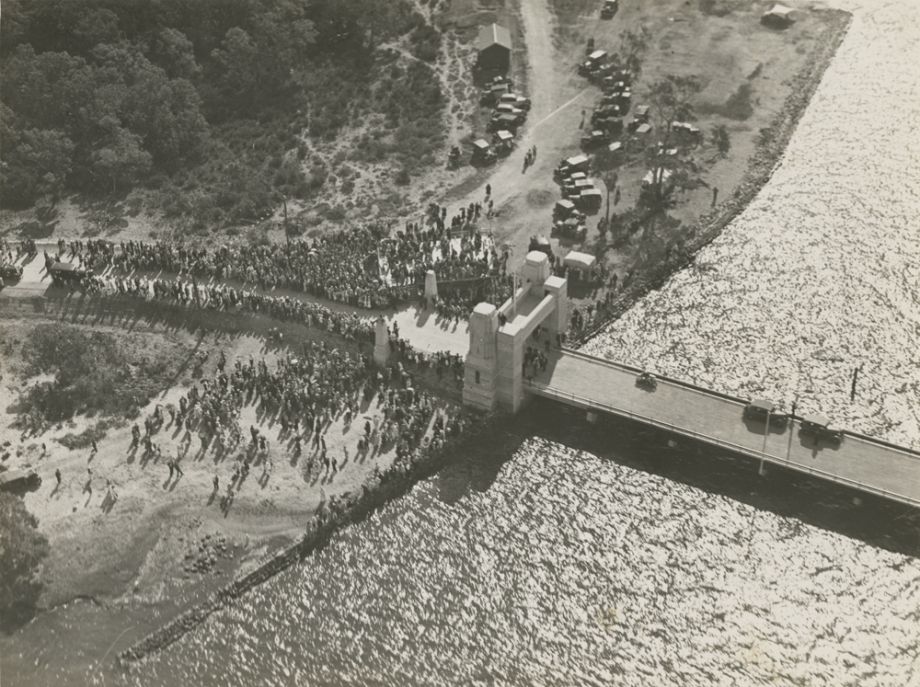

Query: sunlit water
[[124, 433, 920, 687], [7, 1, 920, 685]]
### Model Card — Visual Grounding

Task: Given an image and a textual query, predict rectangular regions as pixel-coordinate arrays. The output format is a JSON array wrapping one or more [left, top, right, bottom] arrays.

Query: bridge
[[461, 251, 920, 509]]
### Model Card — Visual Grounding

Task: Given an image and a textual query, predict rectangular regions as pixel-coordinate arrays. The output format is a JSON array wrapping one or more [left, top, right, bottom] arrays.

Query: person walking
[[55, 468, 62, 486]]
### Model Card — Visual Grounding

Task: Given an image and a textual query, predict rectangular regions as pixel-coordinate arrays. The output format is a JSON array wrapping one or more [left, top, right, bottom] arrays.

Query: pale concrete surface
[[529, 350, 920, 508]]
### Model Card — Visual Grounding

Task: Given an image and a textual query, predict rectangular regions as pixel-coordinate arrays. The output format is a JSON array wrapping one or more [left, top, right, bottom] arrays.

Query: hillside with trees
[[0, 0, 446, 231]]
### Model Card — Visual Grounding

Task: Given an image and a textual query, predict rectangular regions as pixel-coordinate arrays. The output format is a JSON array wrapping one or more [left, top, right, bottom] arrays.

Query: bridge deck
[[527, 350, 920, 508]]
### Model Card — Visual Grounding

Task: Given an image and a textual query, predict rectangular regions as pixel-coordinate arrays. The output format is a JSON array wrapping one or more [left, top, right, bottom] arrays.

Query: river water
[[5, 1, 919, 685], [114, 2, 920, 685]]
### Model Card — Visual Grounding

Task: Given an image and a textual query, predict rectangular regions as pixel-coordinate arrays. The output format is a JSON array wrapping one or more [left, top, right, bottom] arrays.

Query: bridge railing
[[557, 349, 920, 459], [525, 380, 918, 507]]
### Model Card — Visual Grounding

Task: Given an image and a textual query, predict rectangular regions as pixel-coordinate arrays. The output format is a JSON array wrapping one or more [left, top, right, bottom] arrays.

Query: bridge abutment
[[463, 251, 569, 413]]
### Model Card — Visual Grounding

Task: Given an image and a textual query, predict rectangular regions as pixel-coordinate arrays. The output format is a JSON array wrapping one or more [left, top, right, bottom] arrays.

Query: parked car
[[498, 92, 531, 111], [554, 153, 591, 179], [580, 129, 611, 149], [528, 235, 555, 262], [0, 469, 42, 494], [552, 217, 587, 241], [553, 198, 584, 222], [601, 0, 619, 19], [576, 188, 603, 213], [471, 139, 497, 164], [579, 49, 608, 75], [493, 129, 515, 155]]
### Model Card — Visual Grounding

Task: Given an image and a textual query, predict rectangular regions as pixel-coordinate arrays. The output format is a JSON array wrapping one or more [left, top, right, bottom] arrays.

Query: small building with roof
[[476, 23, 512, 73]]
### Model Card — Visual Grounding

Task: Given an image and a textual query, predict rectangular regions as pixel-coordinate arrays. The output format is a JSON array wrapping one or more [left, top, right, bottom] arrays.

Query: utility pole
[[786, 396, 798, 463], [759, 406, 770, 476]]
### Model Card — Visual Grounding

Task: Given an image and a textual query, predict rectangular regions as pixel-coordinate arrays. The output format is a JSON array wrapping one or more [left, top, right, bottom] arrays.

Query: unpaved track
[[447, 0, 590, 255]]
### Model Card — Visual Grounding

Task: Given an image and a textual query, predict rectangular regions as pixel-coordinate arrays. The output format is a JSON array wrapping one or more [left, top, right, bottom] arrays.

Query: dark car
[[49, 261, 92, 285], [799, 413, 844, 446], [0, 263, 23, 280], [743, 398, 789, 429], [636, 372, 657, 391], [0, 469, 42, 494]]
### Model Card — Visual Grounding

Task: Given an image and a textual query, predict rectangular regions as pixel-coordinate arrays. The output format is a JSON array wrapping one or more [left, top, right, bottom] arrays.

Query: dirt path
[[442, 0, 591, 257]]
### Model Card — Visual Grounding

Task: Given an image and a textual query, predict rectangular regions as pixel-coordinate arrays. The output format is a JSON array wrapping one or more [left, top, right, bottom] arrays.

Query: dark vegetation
[[13, 324, 189, 426], [0, 0, 445, 230], [0, 492, 50, 632]]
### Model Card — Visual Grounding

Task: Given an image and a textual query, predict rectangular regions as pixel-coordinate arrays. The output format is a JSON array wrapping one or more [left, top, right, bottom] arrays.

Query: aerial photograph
[[0, 0, 917, 685]]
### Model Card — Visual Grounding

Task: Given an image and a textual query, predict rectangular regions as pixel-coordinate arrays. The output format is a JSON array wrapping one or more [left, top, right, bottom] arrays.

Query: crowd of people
[[56, 211, 504, 311], [82, 272, 376, 341], [132, 343, 468, 507]]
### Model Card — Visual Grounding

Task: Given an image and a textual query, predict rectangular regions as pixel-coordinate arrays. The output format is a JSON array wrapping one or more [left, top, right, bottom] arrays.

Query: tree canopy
[[0, 0, 442, 225], [0, 493, 49, 629]]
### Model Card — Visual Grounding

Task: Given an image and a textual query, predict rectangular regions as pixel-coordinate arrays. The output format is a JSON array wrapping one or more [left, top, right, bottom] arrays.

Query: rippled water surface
[[122, 1, 920, 685], [127, 435, 919, 687]]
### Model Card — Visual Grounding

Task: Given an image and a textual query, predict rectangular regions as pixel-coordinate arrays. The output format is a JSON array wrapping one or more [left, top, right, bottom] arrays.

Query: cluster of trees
[[0, 492, 49, 630], [1, 0, 444, 226]]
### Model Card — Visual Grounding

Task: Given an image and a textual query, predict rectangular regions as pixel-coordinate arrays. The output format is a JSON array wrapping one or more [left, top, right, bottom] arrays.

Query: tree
[[620, 25, 651, 78], [643, 75, 703, 206], [0, 123, 75, 207], [0, 493, 50, 630], [90, 126, 152, 193]]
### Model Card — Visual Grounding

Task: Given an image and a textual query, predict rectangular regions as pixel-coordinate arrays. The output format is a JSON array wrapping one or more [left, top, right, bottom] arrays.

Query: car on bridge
[[636, 372, 658, 391], [1, 263, 23, 281], [799, 413, 845, 446], [743, 398, 789, 429]]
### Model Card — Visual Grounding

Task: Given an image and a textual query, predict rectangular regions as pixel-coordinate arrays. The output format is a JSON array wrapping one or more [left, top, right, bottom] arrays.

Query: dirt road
[[445, 0, 594, 260]]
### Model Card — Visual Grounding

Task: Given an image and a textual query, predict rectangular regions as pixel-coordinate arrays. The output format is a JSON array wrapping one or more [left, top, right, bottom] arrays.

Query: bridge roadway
[[526, 349, 920, 509]]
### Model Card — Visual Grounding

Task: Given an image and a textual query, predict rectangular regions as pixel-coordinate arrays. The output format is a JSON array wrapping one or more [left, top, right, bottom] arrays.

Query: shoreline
[[116, 411, 502, 666], [572, 8, 853, 347]]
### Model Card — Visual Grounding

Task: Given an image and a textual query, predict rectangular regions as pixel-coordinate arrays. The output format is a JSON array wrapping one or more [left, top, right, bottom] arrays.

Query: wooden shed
[[476, 23, 512, 73]]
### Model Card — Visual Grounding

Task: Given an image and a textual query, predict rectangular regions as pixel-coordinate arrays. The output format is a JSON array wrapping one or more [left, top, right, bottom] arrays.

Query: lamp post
[[759, 405, 770, 476], [786, 395, 798, 462]]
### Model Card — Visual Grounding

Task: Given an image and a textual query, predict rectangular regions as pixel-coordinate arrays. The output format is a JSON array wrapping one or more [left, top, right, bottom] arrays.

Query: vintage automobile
[[636, 372, 658, 391], [575, 188, 603, 213], [579, 49, 608, 76], [489, 112, 522, 132], [580, 129, 611, 149], [799, 413, 845, 446], [49, 261, 92, 286], [552, 217, 587, 241], [743, 398, 789, 429], [471, 138, 497, 164], [0, 468, 42, 494], [552, 199, 589, 226], [492, 129, 515, 155], [554, 153, 591, 179], [601, 0, 619, 19], [498, 92, 532, 111], [528, 235, 555, 262], [0, 262, 23, 281]]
